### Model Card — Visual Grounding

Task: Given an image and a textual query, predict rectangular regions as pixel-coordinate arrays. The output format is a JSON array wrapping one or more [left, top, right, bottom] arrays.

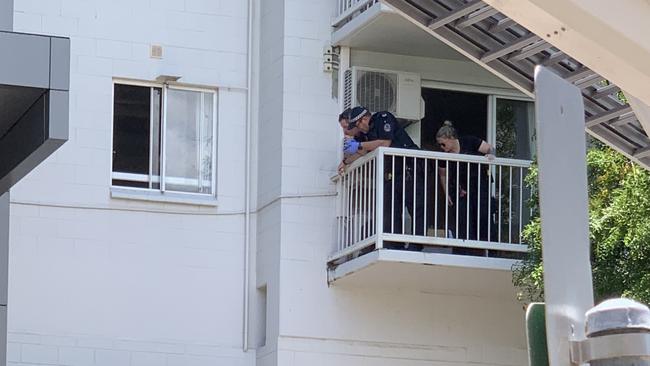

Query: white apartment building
[[4, 0, 650, 366]]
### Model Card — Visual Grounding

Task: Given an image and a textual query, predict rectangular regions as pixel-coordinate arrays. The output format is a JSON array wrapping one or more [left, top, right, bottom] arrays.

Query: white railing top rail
[[378, 147, 533, 167], [332, 0, 379, 28], [332, 147, 532, 182]]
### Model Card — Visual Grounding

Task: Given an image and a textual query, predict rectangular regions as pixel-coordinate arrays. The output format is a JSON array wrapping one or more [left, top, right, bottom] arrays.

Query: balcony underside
[[332, 2, 467, 61], [328, 249, 519, 298]]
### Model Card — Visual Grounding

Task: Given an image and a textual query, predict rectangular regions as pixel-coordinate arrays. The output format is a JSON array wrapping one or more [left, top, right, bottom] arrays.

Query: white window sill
[[110, 186, 218, 206]]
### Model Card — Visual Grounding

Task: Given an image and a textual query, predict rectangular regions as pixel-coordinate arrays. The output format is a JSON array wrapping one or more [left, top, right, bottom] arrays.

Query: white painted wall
[[255, 1, 285, 365], [9, 0, 253, 365], [6, 1, 529, 366]]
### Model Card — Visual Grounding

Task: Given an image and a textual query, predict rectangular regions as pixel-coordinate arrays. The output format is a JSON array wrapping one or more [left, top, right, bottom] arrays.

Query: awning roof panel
[[381, 0, 650, 168]]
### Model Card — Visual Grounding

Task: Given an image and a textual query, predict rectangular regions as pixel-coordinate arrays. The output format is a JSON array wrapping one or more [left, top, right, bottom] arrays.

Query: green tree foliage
[[513, 143, 650, 304]]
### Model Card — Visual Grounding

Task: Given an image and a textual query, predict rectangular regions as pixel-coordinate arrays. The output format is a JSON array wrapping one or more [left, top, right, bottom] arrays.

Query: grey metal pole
[[0, 0, 12, 31]]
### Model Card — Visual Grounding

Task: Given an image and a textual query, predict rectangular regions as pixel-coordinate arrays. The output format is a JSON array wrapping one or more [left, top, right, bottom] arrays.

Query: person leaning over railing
[[436, 121, 496, 243], [337, 108, 361, 173], [339, 106, 426, 248]]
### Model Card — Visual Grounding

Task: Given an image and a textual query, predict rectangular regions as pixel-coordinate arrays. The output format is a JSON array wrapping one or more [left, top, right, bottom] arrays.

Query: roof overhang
[[379, 0, 650, 169], [0, 31, 70, 193]]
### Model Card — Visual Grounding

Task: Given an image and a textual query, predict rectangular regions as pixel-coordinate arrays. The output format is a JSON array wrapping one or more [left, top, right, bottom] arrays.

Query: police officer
[[342, 106, 426, 243]]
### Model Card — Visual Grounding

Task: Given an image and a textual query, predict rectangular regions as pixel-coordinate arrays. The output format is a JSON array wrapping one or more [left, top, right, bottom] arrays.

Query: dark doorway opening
[[420, 88, 488, 151], [418, 88, 489, 251]]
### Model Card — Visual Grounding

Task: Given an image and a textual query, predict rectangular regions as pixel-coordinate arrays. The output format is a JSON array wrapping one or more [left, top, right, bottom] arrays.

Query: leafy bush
[[513, 143, 650, 304]]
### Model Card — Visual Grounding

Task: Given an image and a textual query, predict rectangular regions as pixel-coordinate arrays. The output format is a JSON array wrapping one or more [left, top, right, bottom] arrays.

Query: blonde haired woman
[[436, 121, 495, 242]]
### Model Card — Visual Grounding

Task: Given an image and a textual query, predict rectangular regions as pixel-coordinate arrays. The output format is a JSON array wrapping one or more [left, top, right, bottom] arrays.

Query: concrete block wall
[[10, 0, 253, 365], [6, 0, 531, 365]]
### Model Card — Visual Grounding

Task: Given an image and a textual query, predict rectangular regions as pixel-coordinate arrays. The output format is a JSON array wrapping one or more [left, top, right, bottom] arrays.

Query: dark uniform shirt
[[447, 135, 490, 196], [361, 111, 419, 150], [356, 111, 420, 179]]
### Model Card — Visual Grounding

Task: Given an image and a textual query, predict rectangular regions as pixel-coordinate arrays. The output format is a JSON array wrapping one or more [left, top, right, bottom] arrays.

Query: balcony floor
[[328, 249, 520, 298]]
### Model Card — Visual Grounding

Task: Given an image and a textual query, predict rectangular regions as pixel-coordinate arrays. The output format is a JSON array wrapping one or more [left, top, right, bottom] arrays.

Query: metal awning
[[380, 0, 650, 168]]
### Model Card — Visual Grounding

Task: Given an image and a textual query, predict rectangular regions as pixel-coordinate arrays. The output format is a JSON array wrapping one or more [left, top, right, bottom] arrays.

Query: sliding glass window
[[112, 82, 217, 197]]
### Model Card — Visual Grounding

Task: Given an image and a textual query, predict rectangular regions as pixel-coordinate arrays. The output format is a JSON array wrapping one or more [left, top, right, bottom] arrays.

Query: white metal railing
[[332, 147, 532, 263], [333, 0, 380, 28]]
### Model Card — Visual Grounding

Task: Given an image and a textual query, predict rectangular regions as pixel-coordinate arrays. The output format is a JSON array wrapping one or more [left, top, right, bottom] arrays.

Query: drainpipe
[[243, 0, 254, 353]]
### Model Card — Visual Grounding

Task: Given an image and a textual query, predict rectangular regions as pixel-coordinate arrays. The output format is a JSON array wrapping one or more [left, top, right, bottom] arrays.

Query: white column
[[534, 66, 594, 366], [481, 0, 650, 106]]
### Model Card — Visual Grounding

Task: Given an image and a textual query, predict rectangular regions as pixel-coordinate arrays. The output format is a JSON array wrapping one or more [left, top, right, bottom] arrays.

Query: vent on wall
[[342, 67, 423, 120], [343, 69, 353, 110], [356, 70, 397, 114], [150, 45, 163, 59]]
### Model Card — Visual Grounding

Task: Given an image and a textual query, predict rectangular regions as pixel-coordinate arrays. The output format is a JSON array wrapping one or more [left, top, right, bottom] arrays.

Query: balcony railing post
[[375, 148, 384, 249], [336, 172, 345, 251]]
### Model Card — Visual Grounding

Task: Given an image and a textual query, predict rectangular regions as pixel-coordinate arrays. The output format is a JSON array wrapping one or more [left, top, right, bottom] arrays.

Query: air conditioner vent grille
[[343, 69, 353, 110], [356, 71, 397, 113]]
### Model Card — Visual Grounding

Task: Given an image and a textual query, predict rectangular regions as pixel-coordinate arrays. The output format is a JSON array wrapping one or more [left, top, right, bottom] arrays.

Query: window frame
[[419, 82, 535, 204], [110, 78, 219, 206], [487, 94, 536, 158], [420, 81, 535, 153]]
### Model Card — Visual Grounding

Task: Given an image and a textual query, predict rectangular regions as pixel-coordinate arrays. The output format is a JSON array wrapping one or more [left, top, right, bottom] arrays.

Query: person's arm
[[438, 166, 453, 206], [338, 149, 369, 174], [360, 139, 391, 152], [478, 140, 496, 160], [342, 151, 366, 165]]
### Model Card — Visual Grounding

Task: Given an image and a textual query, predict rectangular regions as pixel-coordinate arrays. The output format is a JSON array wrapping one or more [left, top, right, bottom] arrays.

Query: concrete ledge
[[328, 249, 519, 297]]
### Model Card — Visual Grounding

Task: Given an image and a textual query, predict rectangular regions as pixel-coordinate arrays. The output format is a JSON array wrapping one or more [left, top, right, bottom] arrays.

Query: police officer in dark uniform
[[342, 106, 426, 243]]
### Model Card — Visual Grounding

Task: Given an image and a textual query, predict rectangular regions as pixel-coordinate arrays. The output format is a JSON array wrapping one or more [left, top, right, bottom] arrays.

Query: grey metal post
[[0, 191, 8, 366], [0, 0, 12, 31], [534, 66, 594, 366]]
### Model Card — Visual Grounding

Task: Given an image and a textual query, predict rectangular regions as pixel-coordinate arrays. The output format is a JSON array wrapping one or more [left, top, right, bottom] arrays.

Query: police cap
[[338, 108, 352, 122], [349, 106, 368, 122]]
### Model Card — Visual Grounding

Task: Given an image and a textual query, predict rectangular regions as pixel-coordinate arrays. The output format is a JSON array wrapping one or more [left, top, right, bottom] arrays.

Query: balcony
[[329, 147, 531, 294], [333, 0, 381, 29]]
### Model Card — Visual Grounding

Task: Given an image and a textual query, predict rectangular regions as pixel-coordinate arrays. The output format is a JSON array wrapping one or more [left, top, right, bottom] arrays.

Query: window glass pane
[[495, 99, 536, 160], [200, 93, 214, 193], [164, 88, 214, 194], [151, 88, 162, 189], [495, 98, 535, 242], [112, 84, 151, 176]]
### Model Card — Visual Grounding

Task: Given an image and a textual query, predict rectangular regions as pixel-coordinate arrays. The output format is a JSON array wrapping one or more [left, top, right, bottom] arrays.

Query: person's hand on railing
[[486, 153, 496, 161], [337, 160, 346, 175], [343, 138, 361, 154]]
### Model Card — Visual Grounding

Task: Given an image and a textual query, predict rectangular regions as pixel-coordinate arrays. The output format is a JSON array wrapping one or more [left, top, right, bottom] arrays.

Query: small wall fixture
[[155, 75, 182, 83], [323, 46, 340, 72], [150, 44, 163, 59]]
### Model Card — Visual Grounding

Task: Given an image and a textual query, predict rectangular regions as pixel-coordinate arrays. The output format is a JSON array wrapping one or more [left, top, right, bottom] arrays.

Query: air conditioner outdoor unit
[[343, 66, 424, 120]]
